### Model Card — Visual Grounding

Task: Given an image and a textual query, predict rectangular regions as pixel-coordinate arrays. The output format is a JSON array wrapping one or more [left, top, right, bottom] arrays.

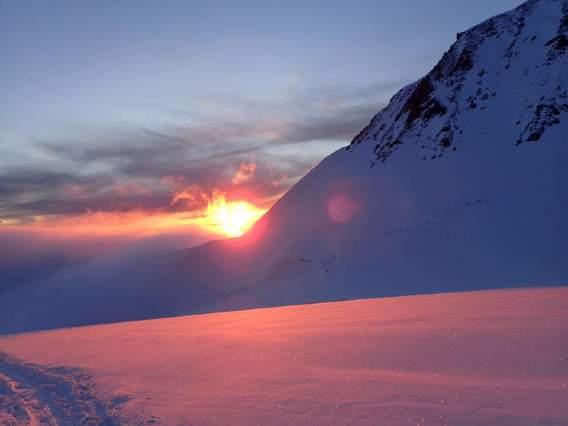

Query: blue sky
[[0, 0, 522, 224]]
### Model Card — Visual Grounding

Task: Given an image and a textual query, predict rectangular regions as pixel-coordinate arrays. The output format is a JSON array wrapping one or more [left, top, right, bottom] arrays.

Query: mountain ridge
[[346, 0, 568, 164], [1, 0, 567, 334]]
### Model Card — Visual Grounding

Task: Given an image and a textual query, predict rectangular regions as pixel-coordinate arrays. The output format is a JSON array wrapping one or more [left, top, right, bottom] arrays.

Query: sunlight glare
[[207, 195, 265, 237]]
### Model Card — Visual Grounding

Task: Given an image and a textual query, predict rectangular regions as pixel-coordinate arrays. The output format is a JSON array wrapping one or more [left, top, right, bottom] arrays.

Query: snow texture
[[0, 353, 121, 425], [0, 288, 567, 425]]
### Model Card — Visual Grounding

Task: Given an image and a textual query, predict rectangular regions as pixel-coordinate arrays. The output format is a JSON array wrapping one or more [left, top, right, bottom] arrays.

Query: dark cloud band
[[0, 81, 396, 223]]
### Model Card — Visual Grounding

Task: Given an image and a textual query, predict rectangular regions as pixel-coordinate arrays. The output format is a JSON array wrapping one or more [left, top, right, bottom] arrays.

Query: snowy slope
[[1, 0, 568, 333], [1, 288, 567, 425]]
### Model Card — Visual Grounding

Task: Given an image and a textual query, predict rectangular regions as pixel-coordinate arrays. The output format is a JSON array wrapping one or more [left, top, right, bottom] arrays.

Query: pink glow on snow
[[0, 288, 567, 424]]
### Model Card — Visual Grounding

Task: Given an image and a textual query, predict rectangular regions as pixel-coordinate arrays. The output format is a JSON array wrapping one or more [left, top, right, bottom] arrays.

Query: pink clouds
[[231, 161, 257, 185]]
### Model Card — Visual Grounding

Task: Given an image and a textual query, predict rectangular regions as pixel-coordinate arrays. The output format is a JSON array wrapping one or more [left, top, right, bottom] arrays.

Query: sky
[[0, 0, 523, 243]]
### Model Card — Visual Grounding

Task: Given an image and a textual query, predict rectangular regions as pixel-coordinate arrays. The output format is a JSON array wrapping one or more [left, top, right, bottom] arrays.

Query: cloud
[[232, 161, 257, 185], [0, 80, 399, 225]]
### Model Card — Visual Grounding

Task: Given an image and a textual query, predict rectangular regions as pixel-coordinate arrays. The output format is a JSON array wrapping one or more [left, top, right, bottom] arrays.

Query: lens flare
[[327, 195, 358, 224]]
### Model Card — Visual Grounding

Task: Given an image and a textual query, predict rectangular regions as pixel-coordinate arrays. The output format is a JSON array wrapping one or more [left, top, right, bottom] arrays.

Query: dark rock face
[[546, 34, 568, 56], [399, 78, 448, 129], [451, 47, 475, 75], [517, 96, 568, 145]]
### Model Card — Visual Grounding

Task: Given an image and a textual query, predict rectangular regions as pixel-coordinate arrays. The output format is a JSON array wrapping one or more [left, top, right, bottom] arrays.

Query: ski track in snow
[[0, 371, 41, 426], [0, 353, 120, 426]]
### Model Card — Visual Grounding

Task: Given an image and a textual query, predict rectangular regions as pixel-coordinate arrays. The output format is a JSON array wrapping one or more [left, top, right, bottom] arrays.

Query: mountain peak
[[347, 0, 568, 165]]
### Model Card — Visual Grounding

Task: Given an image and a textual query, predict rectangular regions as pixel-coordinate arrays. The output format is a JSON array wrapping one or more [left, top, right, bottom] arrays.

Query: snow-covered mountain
[[1, 0, 567, 334]]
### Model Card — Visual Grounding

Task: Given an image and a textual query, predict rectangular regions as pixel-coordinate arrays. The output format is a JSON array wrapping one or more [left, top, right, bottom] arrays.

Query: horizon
[[1, 0, 522, 247]]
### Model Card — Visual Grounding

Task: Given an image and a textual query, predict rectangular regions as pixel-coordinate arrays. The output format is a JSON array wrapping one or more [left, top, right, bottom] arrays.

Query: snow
[[1, 288, 567, 425], [0, 354, 119, 425]]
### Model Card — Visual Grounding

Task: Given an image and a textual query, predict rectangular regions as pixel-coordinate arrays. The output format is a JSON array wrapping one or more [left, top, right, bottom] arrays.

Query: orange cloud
[[170, 186, 266, 237], [171, 184, 211, 210], [0, 176, 271, 242], [2, 211, 212, 238], [231, 161, 257, 185]]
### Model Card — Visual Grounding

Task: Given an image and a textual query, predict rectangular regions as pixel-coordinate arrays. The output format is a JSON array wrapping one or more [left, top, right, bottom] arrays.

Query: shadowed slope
[[1, 0, 567, 334]]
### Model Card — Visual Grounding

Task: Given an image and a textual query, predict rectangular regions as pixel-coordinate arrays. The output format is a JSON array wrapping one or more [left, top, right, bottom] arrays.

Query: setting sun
[[206, 195, 265, 237]]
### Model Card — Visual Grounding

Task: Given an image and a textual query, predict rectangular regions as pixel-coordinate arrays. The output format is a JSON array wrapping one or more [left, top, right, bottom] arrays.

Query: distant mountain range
[[2, 0, 567, 334]]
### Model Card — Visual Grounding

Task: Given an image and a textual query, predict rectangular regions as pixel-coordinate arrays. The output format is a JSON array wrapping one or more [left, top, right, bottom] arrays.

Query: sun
[[207, 196, 265, 238]]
